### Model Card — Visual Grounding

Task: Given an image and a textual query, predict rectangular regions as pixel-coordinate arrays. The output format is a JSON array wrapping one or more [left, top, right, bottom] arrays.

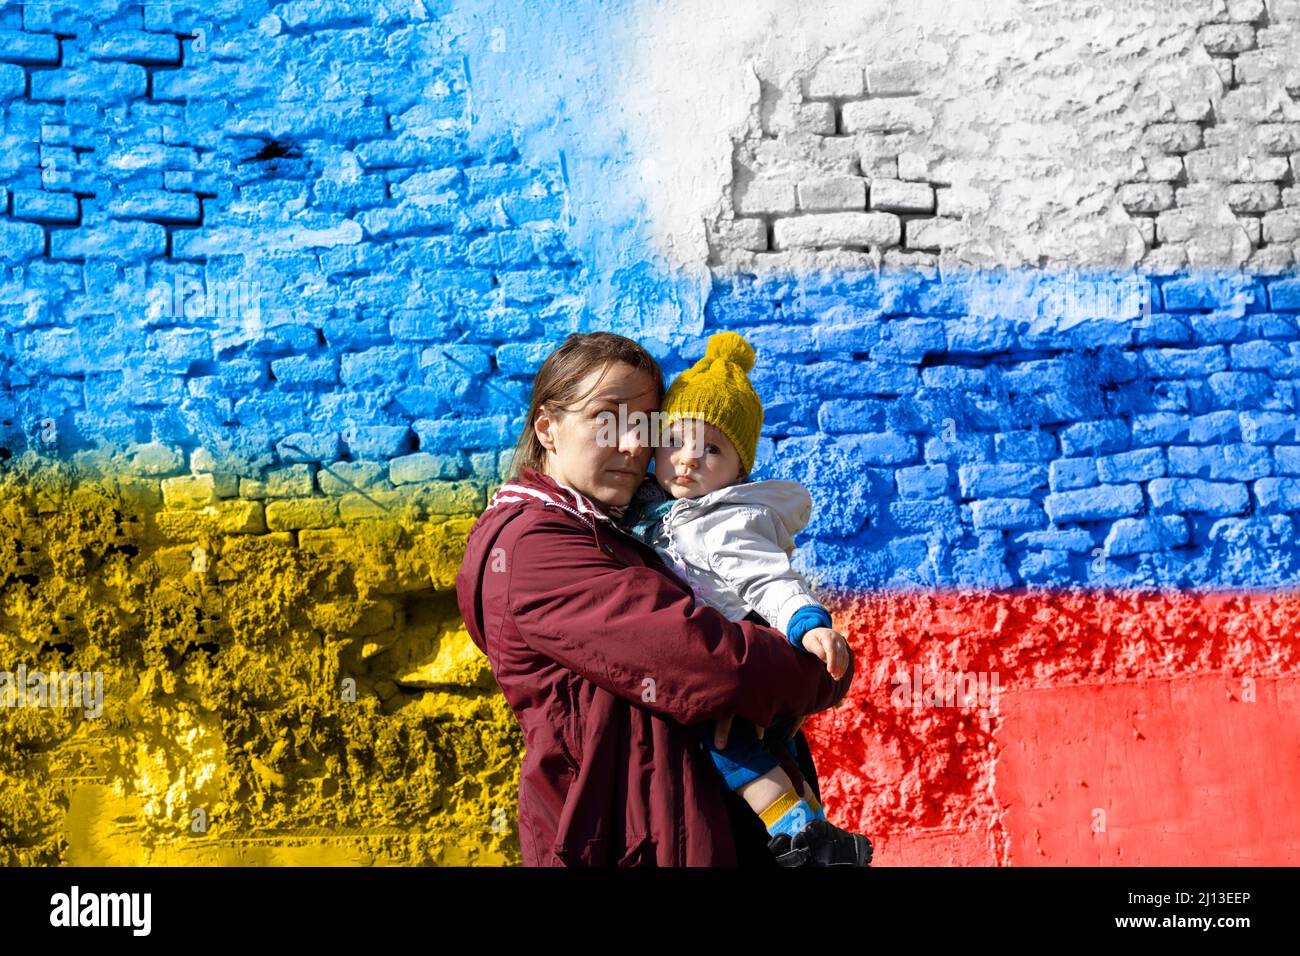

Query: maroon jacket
[[454, 466, 854, 866]]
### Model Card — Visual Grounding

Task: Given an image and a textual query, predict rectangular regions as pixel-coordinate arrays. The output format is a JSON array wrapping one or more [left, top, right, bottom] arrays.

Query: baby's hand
[[800, 627, 850, 680]]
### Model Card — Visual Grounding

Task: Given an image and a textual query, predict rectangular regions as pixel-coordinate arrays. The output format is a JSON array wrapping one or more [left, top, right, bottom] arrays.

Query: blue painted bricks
[[2, 3, 1300, 595], [711, 270, 1300, 591]]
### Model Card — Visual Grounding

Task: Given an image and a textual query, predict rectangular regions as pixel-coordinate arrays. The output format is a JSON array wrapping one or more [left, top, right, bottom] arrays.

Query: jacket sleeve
[[502, 509, 852, 729], [699, 507, 825, 639]]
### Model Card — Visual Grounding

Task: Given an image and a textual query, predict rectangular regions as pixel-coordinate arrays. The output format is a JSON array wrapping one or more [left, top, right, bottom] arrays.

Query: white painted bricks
[[1226, 183, 1281, 212], [736, 179, 796, 215], [709, 218, 768, 251], [897, 151, 932, 181], [797, 177, 867, 211], [1265, 0, 1300, 20], [1198, 24, 1257, 54], [706, 2, 1300, 270], [866, 61, 926, 95], [772, 212, 901, 249], [807, 61, 864, 98], [767, 102, 836, 136], [841, 99, 934, 134], [1143, 124, 1202, 153], [1227, 0, 1265, 20], [1118, 183, 1176, 213], [1263, 209, 1300, 242], [936, 185, 989, 217], [870, 179, 935, 213], [1141, 156, 1185, 182], [1184, 148, 1288, 182], [1257, 124, 1300, 153], [904, 218, 970, 251]]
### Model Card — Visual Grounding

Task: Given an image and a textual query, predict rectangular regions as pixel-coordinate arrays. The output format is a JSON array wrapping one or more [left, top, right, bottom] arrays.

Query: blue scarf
[[620, 476, 675, 546]]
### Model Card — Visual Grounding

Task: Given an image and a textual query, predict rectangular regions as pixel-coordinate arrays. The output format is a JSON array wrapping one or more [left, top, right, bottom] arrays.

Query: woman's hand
[[800, 627, 851, 680]]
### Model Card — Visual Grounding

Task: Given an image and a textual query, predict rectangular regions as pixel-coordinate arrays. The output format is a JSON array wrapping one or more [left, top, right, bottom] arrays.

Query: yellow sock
[[758, 788, 803, 829]]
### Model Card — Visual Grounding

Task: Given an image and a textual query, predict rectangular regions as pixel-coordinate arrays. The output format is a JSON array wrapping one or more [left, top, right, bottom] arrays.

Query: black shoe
[[767, 817, 873, 867]]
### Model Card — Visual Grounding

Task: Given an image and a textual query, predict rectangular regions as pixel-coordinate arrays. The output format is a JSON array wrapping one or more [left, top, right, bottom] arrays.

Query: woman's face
[[535, 361, 659, 511]]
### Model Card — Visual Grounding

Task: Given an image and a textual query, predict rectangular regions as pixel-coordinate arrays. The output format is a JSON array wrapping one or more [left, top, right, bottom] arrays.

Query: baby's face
[[655, 418, 744, 499]]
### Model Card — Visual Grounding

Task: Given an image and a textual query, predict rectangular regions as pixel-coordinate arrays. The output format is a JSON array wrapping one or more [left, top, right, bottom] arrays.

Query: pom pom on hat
[[703, 331, 756, 374]]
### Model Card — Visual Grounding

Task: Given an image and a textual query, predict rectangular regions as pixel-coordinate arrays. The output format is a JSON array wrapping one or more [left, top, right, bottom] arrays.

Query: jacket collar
[[484, 466, 617, 526], [663, 476, 812, 536]]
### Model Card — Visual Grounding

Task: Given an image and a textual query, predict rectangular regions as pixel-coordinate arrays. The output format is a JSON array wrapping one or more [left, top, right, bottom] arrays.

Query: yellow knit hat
[[660, 331, 764, 475]]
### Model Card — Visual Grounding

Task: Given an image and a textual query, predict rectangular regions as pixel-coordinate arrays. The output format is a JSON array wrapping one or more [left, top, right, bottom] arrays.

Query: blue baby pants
[[696, 714, 801, 791]]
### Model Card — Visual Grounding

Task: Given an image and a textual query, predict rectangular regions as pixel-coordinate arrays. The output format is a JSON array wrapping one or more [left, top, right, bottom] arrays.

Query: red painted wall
[[804, 591, 1300, 865]]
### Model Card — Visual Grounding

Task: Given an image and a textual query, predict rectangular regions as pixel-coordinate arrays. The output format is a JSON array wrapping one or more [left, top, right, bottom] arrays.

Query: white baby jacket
[[621, 476, 824, 635]]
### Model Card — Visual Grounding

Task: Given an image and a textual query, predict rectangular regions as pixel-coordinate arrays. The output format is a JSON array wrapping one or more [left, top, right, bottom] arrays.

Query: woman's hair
[[507, 332, 665, 479]]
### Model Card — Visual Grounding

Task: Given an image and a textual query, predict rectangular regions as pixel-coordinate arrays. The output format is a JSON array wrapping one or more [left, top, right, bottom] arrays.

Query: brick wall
[[725, 269, 1300, 591], [1, 0, 1298, 865], [1, 0, 551, 866], [708, 0, 1300, 273]]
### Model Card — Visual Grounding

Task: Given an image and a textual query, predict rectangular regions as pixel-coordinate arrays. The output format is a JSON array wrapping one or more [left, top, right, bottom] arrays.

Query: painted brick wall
[[0, 0, 562, 866], [708, 0, 1300, 274], [2, 0, 1298, 866], [723, 270, 1300, 592]]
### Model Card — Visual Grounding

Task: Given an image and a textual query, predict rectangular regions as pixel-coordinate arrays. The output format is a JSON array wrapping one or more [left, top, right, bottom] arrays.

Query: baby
[[618, 331, 873, 867]]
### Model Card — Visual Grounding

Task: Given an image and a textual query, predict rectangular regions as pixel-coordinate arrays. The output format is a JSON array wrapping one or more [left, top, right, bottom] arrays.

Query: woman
[[454, 331, 855, 866]]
